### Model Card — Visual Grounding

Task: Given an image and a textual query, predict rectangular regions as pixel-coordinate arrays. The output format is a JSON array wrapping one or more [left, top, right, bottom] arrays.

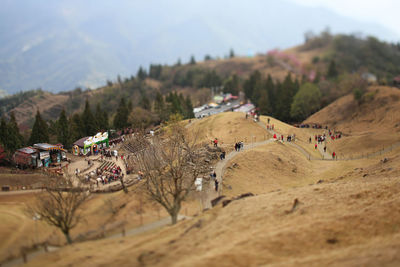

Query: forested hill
[[1, 32, 399, 138]]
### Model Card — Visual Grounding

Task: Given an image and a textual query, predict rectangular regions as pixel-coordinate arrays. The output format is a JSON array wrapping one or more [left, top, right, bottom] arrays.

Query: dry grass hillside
[[188, 112, 271, 146], [10, 92, 69, 128], [305, 86, 400, 156], [24, 148, 400, 266], [19, 97, 400, 266], [0, 186, 202, 263]]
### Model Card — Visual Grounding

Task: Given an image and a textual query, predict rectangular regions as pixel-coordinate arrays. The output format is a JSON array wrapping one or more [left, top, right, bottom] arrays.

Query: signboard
[[84, 132, 108, 147], [195, 178, 203, 192], [39, 151, 50, 160]]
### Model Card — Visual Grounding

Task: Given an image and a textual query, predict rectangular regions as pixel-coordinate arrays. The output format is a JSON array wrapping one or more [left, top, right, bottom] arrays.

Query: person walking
[[332, 151, 336, 159], [213, 138, 218, 147], [215, 179, 219, 192]]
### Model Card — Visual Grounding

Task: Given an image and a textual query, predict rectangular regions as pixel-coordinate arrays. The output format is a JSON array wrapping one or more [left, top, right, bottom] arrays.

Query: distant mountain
[[0, 0, 398, 94]]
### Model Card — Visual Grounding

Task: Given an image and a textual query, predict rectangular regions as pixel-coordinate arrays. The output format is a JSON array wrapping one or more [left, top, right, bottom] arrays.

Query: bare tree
[[27, 178, 90, 244], [133, 122, 209, 224]]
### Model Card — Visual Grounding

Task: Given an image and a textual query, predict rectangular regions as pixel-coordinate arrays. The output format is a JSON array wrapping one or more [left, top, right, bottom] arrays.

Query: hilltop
[[305, 85, 400, 156]]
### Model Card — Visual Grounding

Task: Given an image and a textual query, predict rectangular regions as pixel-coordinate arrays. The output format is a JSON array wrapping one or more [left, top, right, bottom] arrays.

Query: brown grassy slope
[[17, 96, 400, 266], [188, 112, 271, 146], [305, 86, 400, 156], [11, 92, 69, 128], [24, 149, 400, 266]]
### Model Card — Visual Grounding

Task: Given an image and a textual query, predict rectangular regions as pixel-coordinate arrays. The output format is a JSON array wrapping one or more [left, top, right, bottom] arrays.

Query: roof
[[17, 147, 37, 154], [33, 143, 64, 151], [73, 137, 89, 148]]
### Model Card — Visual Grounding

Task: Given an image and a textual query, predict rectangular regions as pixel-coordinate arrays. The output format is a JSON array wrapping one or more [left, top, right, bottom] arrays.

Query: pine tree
[[166, 92, 183, 116], [243, 71, 262, 103], [265, 74, 276, 112], [154, 91, 167, 121], [95, 104, 103, 131], [127, 99, 133, 113], [327, 60, 338, 79], [140, 92, 151, 110], [9, 113, 24, 149], [190, 55, 196, 65], [229, 48, 235, 58], [137, 66, 147, 80], [81, 99, 97, 136], [184, 96, 194, 119], [102, 110, 109, 131], [29, 110, 49, 145], [0, 117, 6, 147], [57, 109, 70, 147], [258, 90, 271, 115], [114, 98, 129, 129], [69, 114, 84, 142], [275, 73, 297, 122], [223, 74, 240, 95]]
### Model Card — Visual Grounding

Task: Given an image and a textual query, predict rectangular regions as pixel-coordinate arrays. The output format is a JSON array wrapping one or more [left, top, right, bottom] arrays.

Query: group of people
[[266, 124, 275, 130], [95, 165, 124, 187], [245, 112, 260, 122], [234, 142, 244, 151]]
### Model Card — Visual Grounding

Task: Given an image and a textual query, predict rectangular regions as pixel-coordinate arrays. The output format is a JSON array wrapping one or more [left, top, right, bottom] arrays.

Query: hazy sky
[[289, 0, 400, 39]]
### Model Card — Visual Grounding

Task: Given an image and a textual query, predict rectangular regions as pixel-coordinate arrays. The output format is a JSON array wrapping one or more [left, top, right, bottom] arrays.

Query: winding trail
[[202, 139, 275, 209], [201, 116, 400, 208]]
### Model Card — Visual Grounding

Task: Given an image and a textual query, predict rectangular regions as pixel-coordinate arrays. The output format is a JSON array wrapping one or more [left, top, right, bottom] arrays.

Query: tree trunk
[[171, 212, 178, 224], [120, 177, 128, 193], [63, 230, 72, 244], [170, 204, 181, 224]]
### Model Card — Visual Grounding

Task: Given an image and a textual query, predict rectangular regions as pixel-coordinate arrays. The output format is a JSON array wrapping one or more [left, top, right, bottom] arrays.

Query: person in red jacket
[[213, 138, 218, 147], [332, 151, 336, 159]]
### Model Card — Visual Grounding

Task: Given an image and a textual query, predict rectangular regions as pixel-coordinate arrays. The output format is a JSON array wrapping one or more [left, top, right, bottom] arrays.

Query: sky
[[289, 0, 400, 40]]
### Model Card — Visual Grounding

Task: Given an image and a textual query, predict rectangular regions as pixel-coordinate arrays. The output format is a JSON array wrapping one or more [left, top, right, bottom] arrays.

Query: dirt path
[[202, 139, 275, 209]]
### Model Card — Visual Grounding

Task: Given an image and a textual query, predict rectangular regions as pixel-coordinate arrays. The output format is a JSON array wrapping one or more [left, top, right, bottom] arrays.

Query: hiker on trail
[[315, 144, 318, 149], [332, 152, 336, 159], [273, 133, 277, 139], [240, 141, 244, 151], [220, 153, 224, 160], [215, 179, 219, 192], [281, 135, 284, 141], [309, 137, 312, 143], [324, 146, 327, 153], [268, 118, 270, 124], [213, 138, 218, 147], [234, 143, 238, 151], [222, 151, 226, 159]]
